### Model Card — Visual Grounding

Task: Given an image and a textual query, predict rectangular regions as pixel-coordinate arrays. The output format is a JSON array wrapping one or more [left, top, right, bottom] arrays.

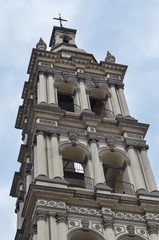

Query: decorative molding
[[36, 199, 66, 209], [146, 213, 159, 221], [68, 206, 102, 216], [114, 225, 126, 236], [68, 220, 80, 230], [91, 222, 103, 233]]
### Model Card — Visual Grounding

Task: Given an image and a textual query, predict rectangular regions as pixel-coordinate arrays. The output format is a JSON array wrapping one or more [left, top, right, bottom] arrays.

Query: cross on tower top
[[53, 14, 67, 27]]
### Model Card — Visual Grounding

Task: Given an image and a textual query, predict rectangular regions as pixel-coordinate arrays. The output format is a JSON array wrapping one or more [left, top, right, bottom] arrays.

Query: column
[[127, 146, 146, 190], [38, 71, 47, 104], [56, 214, 68, 240], [36, 131, 47, 177], [103, 218, 115, 240], [33, 143, 37, 179], [105, 95, 114, 118], [84, 155, 94, 190], [36, 211, 48, 240], [79, 79, 89, 110], [89, 139, 105, 187], [25, 157, 32, 193], [140, 147, 158, 192], [117, 84, 130, 116], [47, 73, 56, 104], [123, 160, 136, 190], [74, 89, 81, 113], [46, 135, 53, 179], [50, 133, 63, 178], [16, 186, 24, 229], [109, 84, 121, 115], [50, 216, 58, 240], [147, 224, 159, 240]]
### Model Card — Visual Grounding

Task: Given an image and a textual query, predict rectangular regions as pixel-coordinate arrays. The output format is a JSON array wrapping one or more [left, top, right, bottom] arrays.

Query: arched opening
[[57, 83, 74, 112], [62, 145, 93, 190], [102, 151, 135, 195], [69, 230, 102, 240], [89, 88, 114, 118], [121, 238, 141, 240]]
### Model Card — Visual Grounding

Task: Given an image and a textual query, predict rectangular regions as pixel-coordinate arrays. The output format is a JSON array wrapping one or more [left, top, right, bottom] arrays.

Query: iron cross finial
[[53, 14, 67, 27]]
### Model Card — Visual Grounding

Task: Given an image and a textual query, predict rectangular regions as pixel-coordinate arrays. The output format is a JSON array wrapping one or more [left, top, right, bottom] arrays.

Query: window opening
[[90, 97, 104, 115], [58, 93, 74, 112]]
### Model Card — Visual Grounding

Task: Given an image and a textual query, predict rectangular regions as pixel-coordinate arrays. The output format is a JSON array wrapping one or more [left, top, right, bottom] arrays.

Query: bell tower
[[10, 25, 159, 240]]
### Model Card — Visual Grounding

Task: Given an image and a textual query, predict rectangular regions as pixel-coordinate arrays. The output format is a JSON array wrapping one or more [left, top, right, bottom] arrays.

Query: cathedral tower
[[10, 25, 159, 240]]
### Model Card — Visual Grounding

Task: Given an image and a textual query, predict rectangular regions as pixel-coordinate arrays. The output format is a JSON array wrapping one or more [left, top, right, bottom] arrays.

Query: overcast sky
[[1, 0, 159, 239]]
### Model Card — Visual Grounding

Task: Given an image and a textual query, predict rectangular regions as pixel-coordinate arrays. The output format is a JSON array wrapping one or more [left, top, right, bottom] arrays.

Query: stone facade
[[10, 26, 159, 240]]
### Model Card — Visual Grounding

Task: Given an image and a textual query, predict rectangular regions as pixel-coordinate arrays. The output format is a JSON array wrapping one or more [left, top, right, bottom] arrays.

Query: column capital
[[38, 70, 46, 76], [88, 133, 99, 145], [56, 213, 68, 224], [34, 210, 48, 223], [138, 144, 149, 151], [46, 71, 54, 78], [36, 130, 45, 137], [116, 83, 124, 89], [88, 139, 98, 145], [126, 145, 135, 151], [147, 223, 158, 235], [102, 216, 114, 229]]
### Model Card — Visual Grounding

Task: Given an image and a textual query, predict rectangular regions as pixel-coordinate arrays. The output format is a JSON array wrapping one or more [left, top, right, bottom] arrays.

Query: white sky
[[0, 0, 159, 239]]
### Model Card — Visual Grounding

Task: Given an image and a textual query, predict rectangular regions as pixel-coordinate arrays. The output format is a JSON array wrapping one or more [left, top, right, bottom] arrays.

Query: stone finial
[[36, 38, 47, 50], [105, 51, 116, 63]]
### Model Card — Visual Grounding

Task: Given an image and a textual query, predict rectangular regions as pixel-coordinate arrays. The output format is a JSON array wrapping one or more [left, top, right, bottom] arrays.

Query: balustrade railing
[[64, 171, 94, 190], [106, 180, 135, 195]]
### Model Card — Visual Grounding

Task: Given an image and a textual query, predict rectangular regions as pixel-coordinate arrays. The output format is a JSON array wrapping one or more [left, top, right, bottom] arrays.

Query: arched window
[[57, 83, 74, 112], [89, 88, 114, 118], [102, 151, 135, 195], [69, 229, 104, 240], [58, 93, 74, 112], [62, 146, 93, 189]]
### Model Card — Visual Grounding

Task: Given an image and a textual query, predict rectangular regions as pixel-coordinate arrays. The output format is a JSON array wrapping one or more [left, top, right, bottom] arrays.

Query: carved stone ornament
[[81, 219, 89, 231], [69, 129, 78, 146], [147, 223, 158, 235], [106, 135, 115, 152], [105, 51, 116, 63], [126, 225, 135, 237], [56, 213, 68, 224], [92, 77, 100, 88], [36, 38, 47, 50]]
